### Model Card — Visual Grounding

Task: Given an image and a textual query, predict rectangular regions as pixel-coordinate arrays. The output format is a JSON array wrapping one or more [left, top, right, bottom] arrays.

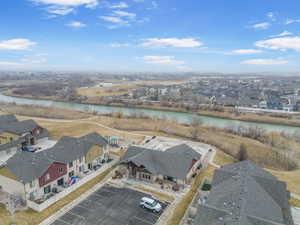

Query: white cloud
[[229, 49, 263, 55], [147, 1, 158, 9], [33, 0, 97, 17], [66, 21, 87, 28], [109, 2, 128, 9], [252, 22, 270, 30], [267, 12, 275, 21], [0, 39, 37, 50], [255, 36, 300, 51], [143, 56, 184, 65], [141, 38, 203, 48], [33, 0, 98, 7], [0, 61, 24, 66], [269, 31, 293, 38], [99, 16, 129, 28], [110, 42, 130, 47], [241, 58, 288, 65], [113, 10, 136, 19], [46, 6, 74, 15], [285, 19, 300, 25]]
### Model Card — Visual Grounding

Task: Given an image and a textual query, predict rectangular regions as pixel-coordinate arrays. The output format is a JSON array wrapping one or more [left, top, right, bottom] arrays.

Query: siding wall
[[39, 162, 67, 187]]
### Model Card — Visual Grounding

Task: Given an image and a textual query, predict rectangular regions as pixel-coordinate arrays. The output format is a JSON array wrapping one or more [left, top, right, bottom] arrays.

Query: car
[[140, 197, 162, 213], [22, 146, 37, 152]]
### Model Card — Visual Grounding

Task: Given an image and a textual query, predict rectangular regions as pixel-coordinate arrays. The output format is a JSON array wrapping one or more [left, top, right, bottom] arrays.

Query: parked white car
[[140, 197, 162, 213]]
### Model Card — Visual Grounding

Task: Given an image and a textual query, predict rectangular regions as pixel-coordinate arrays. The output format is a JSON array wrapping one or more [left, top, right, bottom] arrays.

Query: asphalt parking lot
[[50, 185, 168, 225]]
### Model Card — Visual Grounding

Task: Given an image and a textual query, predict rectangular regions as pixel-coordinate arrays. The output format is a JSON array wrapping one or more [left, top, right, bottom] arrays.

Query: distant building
[[193, 161, 294, 225]]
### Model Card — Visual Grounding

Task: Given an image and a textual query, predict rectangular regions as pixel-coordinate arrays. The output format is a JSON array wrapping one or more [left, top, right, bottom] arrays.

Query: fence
[[27, 159, 117, 212]]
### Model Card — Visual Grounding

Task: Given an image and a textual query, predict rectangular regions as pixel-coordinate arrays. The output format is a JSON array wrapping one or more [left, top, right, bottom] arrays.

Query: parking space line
[[76, 204, 92, 211], [57, 218, 71, 225], [68, 211, 86, 220], [133, 216, 154, 225]]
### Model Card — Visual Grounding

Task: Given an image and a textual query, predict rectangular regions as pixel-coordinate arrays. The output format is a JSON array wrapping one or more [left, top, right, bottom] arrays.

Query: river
[[0, 93, 299, 134]]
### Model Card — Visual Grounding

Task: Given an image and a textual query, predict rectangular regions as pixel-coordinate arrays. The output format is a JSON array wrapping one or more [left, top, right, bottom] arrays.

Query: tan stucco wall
[[0, 132, 20, 145], [85, 145, 103, 164]]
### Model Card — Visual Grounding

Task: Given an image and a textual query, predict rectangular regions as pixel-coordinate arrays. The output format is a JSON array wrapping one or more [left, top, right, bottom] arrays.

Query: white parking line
[[133, 216, 154, 225], [56, 218, 71, 225], [67, 211, 86, 220]]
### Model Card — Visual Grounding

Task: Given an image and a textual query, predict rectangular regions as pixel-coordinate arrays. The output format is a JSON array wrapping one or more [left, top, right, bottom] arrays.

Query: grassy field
[[213, 151, 237, 166], [77, 80, 184, 98], [290, 197, 300, 208], [166, 166, 216, 225], [266, 168, 300, 195], [0, 168, 113, 225], [0, 103, 93, 120]]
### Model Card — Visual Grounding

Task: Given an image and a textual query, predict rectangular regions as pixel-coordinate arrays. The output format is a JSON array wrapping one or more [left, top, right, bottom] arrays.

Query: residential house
[[193, 161, 294, 225], [119, 144, 202, 190], [0, 132, 109, 203], [0, 114, 49, 165]]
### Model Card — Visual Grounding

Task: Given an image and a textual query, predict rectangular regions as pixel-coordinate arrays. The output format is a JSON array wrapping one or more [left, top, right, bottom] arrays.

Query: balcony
[[27, 157, 117, 212]]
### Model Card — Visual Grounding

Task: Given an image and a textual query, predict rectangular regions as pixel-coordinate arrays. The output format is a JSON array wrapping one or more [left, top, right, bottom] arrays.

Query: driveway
[[50, 185, 168, 225]]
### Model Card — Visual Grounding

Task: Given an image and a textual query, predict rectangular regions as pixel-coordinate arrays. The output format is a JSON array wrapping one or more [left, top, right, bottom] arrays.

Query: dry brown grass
[[214, 151, 237, 166], [0, 103, 92, 120], [289, 197, 300, 208], [166, 166, 216, 225], [266, 168, 300, 195], [77, 80, 184, 98], [24, 118, 144, 142], [0, 167, 113, 225]]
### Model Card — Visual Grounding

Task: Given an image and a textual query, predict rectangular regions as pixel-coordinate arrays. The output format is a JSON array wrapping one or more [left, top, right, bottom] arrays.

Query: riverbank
[[3, 90, 300, 128], [7, 108, 299, 193]]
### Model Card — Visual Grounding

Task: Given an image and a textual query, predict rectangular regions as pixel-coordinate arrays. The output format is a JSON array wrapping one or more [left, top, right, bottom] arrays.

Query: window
[[79, 166, 82, 172], [30, 181, 35, 188], [69, 161, 73, 168], [44, 185, 51, 194], [79, 158, 82, 163], [58, 167, 64, 174], [142, 174, 151, 180], [10, 137, 13, 142], [69, 171, 74, 178], [45, 173, 50, 181]]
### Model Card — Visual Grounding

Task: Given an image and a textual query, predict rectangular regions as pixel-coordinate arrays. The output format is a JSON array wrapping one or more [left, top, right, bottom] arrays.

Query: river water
[[0, 93, 299, 134]]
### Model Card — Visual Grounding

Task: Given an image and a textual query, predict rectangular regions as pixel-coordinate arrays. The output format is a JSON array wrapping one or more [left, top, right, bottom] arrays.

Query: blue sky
[[1, 0, 300, 72]]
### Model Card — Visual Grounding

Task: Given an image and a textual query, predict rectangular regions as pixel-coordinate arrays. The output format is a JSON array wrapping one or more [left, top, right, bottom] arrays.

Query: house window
[[45, 173, 50, 181], [142, 174, 151, 180], [79, 158, 82, 163], [79, 166, 82, 172], [69, 161, 73, 168], [164, 176, 175, 182], [58, 167, 64, 174], [69, 171, 74, 178], [44, 185, 51, 194]]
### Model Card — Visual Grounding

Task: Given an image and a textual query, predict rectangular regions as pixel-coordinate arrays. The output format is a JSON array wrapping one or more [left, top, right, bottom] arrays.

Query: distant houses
[[193, 161, 294, 225]]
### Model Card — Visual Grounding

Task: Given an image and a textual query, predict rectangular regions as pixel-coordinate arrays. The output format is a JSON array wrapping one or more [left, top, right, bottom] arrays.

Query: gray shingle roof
[[0, 119, 40, 135], [193, 161, 294, 225], [166, 144, 201, 160], [0, 114, 18, 124], [120, 145, 199, 180], [4, 132, 108, 183], [0, 115, 49, 152]]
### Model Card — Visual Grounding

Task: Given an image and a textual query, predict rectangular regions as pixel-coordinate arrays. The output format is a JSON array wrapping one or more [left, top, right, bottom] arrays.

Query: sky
[[1, 0, 300, 73]]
